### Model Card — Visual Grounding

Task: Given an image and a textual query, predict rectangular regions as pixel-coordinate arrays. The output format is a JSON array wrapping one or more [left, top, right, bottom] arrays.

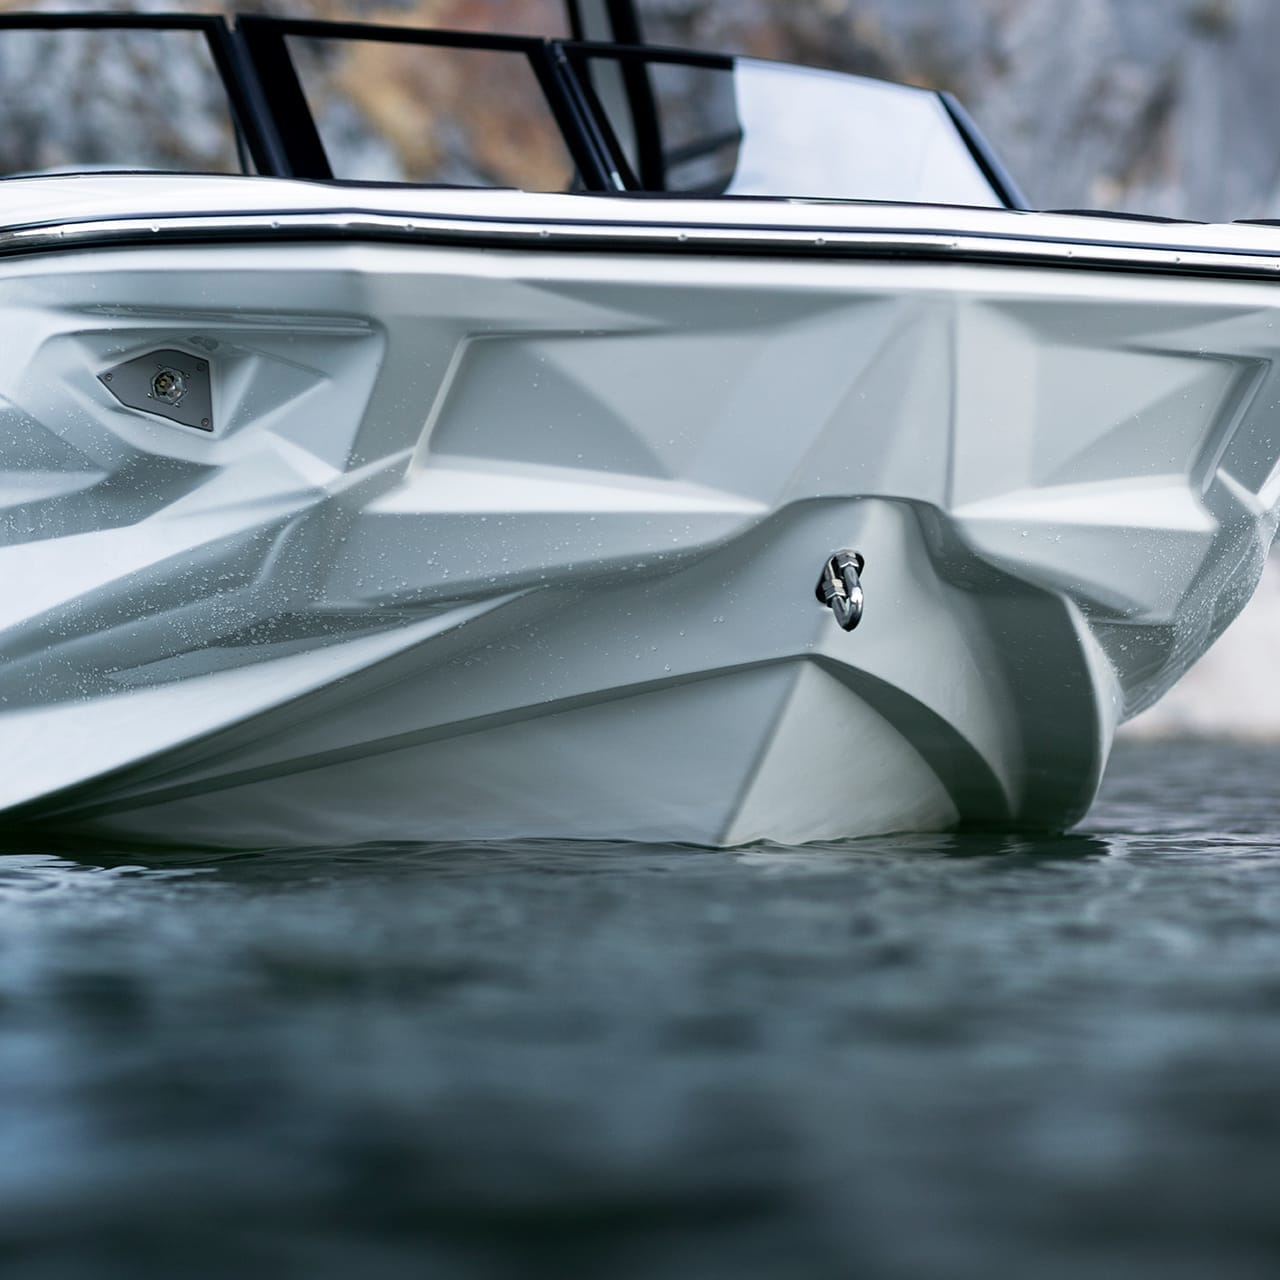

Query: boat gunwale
[[6, 205, 1280, 283]]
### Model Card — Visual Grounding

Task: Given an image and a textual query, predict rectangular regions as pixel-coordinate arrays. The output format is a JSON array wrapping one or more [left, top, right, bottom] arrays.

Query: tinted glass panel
[[287, 38, 575, 189], [647, 60, 742, 194], [0, 28, 242, 176], [582, 53, 1002, 206]]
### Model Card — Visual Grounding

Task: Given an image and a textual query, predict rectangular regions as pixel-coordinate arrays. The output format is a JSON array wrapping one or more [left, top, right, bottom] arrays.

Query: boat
[[0, 3, 1274, 847]]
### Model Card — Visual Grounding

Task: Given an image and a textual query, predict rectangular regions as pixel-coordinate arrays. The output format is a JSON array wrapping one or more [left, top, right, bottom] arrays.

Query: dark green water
[[2, 740, 1280, 1279]]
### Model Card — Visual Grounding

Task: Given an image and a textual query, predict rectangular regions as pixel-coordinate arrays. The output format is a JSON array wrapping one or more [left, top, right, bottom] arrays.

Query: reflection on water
[[1, 742, 1279, 1278]]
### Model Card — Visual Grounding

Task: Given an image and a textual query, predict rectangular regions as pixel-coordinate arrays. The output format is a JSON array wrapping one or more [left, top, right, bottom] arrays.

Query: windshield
[[285, 35, 575, 189], [571, 49, 1004, 205], [0, 13, 1023, 210]]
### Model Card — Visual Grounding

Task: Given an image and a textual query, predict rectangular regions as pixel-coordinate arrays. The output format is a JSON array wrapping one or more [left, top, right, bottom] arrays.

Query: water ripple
[[0, 743, 1278, 1278]]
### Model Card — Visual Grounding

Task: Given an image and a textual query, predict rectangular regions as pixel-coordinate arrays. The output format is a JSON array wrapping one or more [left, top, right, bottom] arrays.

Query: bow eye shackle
[[815, 549, 865, 631]]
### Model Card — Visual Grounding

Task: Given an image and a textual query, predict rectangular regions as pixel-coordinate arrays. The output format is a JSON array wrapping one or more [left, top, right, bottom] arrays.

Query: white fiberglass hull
[[0, 178, 1277, 846]]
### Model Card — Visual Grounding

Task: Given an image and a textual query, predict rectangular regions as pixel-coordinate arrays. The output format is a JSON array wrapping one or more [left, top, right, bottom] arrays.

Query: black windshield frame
[[0, 11, 1026, 210]]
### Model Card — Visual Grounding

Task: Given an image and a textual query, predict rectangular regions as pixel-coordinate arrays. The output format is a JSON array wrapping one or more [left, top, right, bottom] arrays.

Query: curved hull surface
[[0, 183, 1275, 845]]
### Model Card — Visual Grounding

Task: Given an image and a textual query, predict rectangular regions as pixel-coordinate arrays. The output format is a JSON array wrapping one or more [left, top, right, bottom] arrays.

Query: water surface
[[1, 741, 1279, 1278]]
